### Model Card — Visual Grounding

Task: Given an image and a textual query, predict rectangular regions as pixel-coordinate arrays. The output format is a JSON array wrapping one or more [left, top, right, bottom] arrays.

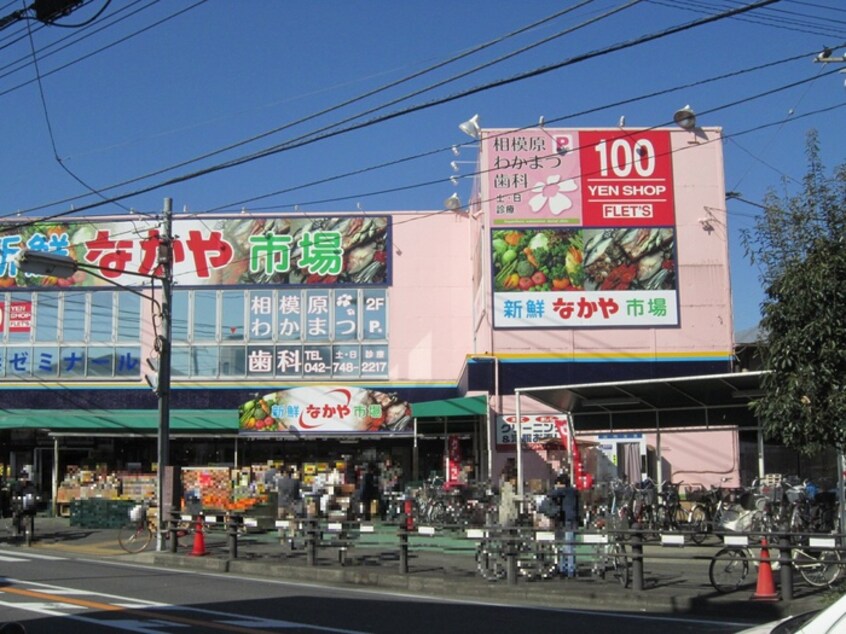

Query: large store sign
[[0, 215, 390, 289], [483, 128, 679, 329], [239, 386, 412, 436]]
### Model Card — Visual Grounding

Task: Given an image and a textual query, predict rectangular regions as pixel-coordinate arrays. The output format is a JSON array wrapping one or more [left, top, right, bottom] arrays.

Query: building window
[[0, 287, 388, 380]]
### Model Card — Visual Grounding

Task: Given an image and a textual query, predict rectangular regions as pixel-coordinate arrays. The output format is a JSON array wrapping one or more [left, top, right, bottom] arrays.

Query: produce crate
[[69, 499, 136, 529]]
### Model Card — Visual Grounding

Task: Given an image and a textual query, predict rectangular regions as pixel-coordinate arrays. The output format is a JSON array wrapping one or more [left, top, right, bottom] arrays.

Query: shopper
[[358, 463, 380, 521], [497, 459, 518, 527], [275, 468, 301, 519], [9, 471, 38, 537], [545, 473, 580, 577]]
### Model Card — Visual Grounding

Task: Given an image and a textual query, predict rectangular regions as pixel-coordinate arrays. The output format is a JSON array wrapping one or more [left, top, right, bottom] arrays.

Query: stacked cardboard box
[[120, 474, 157, 501], [181, 466, 232, 510]]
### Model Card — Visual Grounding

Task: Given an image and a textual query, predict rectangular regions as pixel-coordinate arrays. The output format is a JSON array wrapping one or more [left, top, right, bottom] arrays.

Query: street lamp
[[16, 198, 175, 551]]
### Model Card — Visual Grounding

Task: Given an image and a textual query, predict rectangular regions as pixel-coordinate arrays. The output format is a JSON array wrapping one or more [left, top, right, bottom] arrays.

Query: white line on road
[[0, 548, 65, 560]]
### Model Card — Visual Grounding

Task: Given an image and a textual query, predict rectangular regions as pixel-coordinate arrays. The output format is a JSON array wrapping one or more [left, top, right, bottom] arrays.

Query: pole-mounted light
[[673, 105, 697, 130], [459, 114, 481, 140]]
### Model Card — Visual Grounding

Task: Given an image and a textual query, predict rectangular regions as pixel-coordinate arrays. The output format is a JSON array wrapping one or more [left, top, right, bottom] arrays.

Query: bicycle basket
[[129, 504, 144, 522], [639, 488, 657, 507], [785, 487, 806, 504], [719, 508, 755, 533]]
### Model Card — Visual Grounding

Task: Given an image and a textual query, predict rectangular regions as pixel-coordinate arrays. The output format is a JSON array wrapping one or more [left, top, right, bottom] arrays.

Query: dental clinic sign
[[483, 129, 675, 227], [483, 128, 680, 329]]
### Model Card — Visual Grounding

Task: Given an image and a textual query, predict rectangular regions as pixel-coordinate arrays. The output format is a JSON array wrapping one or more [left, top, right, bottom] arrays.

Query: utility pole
[[156, 198, 173, 551]]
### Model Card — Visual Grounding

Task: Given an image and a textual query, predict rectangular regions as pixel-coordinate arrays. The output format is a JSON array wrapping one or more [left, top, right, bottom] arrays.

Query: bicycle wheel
[[475, 539, 506, 581], [794, 548, 842, 587], [709, 547, 750, 593], [672, 506, 687, 531], [518, 541, 558, 581], [426, 501, 449, 525], [654, 506, 669, 531], [118, 521, 153, 553], [610, 543, 629, 588], [689, 505, 710, 544], [0, 511, 14, 536]]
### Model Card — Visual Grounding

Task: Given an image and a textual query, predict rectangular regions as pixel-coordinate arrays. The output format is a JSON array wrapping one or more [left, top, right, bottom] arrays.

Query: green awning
[[0, 409, 236, 432], [410, 395, 487, 418]]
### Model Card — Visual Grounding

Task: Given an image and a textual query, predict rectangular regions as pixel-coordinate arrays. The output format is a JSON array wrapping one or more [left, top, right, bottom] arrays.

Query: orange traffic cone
[[190, 517, 207, 557], [752, 537, 778, 601]]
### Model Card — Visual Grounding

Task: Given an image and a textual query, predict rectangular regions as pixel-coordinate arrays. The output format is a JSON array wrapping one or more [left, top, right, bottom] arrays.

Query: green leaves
[[745, 131, 846, 455]]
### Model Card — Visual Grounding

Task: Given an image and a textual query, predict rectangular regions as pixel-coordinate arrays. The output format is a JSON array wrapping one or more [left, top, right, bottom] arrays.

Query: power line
[[0, 1, 206, 100], [209, 47, 825, 214], [23, 1, 134, 215], [0, 0, 795, 231], [0, 0, 154, 80], [9, 66, 843, 272], [5, 0, 621, 215], [647, 0, 846, 38], [201, 0, 784, 182]]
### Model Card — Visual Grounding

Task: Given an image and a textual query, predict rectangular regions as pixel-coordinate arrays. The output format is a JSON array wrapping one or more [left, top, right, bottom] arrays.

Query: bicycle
[[654, 480, 687, 534], [118, 502, 192, 553], [687, 477, 740, 544], [791, 537, 843, 588], [474, 528, 557, 582], [708, 536, 842, 593], [0, 492, 39, 545], [582, 530, 630, 587]]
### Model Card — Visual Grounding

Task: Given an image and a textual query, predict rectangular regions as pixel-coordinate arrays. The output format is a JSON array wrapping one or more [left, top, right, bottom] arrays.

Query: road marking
[[0, 581, 366, 633], [33, 541, 125, 556], [0, 555, 29, 562], [0, 549, 65, 561]]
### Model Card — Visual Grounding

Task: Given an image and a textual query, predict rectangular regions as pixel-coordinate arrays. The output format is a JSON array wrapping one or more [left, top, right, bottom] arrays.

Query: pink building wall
[[386, 212, 475, 382]]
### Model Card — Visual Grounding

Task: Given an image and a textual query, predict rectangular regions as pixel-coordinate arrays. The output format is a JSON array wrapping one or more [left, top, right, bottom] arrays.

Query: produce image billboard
[[491, 226, 677, 328], [483, 128, 680, 329], [239, 386, 412, 436]]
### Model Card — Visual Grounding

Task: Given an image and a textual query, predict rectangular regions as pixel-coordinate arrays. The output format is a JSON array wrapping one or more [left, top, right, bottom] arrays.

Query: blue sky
[[0, 0, 844, 335]]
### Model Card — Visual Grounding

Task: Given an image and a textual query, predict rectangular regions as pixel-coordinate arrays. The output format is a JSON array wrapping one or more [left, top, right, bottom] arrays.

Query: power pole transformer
[[33, 0, 84, 23]]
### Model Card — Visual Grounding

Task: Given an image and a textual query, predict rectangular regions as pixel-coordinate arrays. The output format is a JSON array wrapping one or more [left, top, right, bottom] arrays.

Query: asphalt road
[[0, 548, 763, 633]]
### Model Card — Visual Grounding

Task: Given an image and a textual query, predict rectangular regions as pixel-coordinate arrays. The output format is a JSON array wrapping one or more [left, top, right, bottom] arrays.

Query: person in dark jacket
[[358, 463, 380, 521], [275, 468, 301, 519], [547, 473, 580, 576]]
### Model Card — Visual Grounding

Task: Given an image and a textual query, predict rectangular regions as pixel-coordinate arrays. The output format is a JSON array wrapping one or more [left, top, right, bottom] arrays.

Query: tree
[[741, 131, 846, 455]]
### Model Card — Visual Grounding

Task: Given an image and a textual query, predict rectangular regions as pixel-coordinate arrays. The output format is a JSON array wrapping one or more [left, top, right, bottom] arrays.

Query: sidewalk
[[11, 515, 832, 622]]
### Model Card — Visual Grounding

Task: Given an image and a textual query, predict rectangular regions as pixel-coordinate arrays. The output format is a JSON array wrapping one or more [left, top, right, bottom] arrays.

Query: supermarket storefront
[[0, 389, 489, 513]]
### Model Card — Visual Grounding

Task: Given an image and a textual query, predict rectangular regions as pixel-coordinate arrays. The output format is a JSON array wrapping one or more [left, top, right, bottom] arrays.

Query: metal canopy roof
[[517, 371, 766, 433]]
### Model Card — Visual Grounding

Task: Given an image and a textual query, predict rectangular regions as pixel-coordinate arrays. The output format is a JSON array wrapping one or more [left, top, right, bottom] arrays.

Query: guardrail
[[162, 512, 845, 602]]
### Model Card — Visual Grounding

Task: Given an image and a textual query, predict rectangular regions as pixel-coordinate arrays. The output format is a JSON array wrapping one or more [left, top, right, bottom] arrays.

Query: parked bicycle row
[[135, 509, 846, 601], [391, 473, 840, 546]]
